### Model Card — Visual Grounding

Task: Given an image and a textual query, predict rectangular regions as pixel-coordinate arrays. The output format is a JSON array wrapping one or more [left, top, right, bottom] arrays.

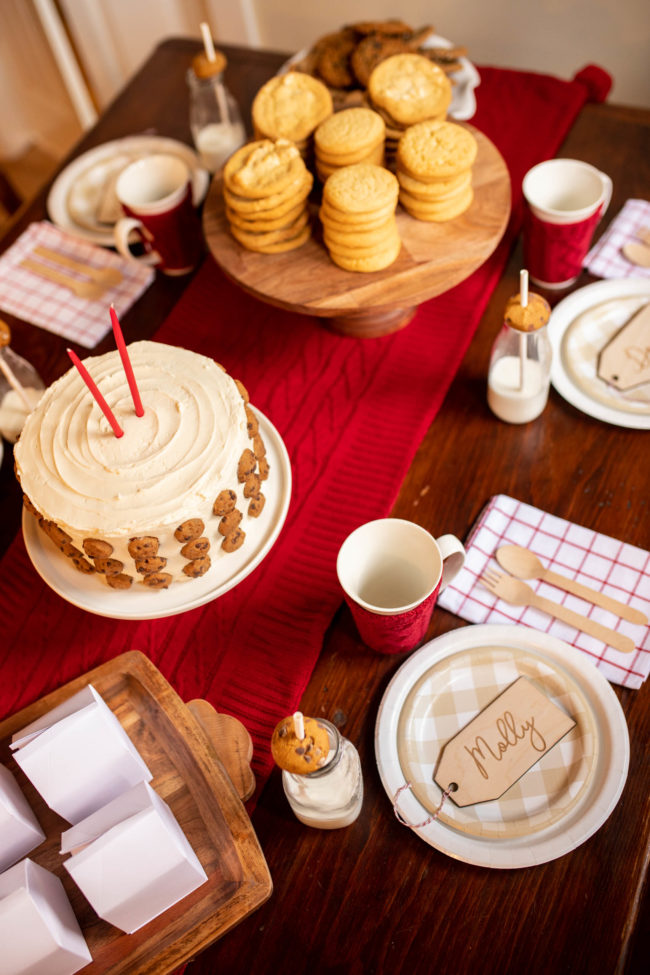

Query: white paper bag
[[61, 781, 207, 933], [0, 858, 91, 975], [0, 765, 46, 872], [10, 684, 151, 824]]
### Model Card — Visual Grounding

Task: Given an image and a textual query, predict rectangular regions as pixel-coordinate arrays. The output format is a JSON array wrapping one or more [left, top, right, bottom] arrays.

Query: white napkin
[[0, 221, 153, 347], [438, 494, 650, 689], [584, 198, 650, 279]]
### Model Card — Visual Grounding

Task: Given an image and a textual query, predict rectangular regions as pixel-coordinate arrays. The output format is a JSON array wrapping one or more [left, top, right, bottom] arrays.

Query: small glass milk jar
[[282, 719, 363, 829], [487, 270, 552, 424], [187, 24, 246, 173], [0, 320, 44, 442]]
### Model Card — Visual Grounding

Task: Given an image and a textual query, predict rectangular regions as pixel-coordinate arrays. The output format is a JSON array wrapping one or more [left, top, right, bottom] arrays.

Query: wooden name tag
[[434, 677, 575, 807], [598, 303, 650, 390]]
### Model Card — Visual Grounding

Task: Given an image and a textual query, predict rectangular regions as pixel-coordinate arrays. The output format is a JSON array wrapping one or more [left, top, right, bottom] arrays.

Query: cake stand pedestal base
[[326, 305, 417, 338]]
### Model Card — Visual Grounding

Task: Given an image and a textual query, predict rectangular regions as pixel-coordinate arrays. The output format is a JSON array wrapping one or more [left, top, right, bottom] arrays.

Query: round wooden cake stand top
[[203, 125, 511, 338]]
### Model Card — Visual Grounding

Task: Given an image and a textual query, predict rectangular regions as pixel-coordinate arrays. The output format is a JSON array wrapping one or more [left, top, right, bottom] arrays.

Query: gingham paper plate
[[548, 278, 650, 428], [397, 645, 597, 838], [375, 624, 629, 868]]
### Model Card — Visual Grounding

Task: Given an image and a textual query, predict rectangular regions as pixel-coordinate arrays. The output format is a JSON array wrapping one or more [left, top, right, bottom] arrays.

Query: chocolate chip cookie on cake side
[[396, 119, 478, 221]]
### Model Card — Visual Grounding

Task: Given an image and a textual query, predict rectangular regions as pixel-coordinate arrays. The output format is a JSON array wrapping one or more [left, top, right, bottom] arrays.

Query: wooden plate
[[203, 124, 511, 337], [0, 651, 272, 974]]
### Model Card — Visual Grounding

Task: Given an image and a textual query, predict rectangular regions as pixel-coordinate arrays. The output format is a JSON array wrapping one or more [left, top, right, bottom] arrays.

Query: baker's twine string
[[393, 781, 458, 830]]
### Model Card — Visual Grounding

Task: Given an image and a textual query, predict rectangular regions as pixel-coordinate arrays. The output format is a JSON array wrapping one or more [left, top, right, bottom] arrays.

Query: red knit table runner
[[0, 66, 608, 799]]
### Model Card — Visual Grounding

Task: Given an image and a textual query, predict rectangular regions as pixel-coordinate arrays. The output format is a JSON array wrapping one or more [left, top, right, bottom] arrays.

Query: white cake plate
[[22, 410, 291, 621]]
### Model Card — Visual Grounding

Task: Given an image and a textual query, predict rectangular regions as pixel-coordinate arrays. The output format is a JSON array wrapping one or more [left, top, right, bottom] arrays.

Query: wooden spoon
[[496, 545, 648, 625], [621, 241, 650, 268], [20, 257, 107, 300], [33, 245, 123, 287]]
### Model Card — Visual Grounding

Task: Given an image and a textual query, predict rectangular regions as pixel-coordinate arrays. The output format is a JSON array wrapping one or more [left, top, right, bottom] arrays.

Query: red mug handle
[[114, 217, 161, 266]]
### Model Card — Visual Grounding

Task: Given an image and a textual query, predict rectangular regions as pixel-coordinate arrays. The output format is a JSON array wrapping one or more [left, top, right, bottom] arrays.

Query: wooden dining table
[[0, 38, 648, 975]]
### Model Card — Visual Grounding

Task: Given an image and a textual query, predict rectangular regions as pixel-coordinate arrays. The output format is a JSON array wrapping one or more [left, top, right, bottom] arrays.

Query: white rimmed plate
[[22, 410, 291, 621], [47, 136, 209, 246], [548, 278, 650, 428], [281, 34, 480, 122], [397, 644, 598, 839], [375, 623, 629, 868]]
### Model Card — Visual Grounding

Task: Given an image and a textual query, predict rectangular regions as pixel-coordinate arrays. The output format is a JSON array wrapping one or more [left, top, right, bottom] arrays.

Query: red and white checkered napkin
[[0, 221, 153, 347], [584, 198, 650, 280], [438, 494, 650, 689]]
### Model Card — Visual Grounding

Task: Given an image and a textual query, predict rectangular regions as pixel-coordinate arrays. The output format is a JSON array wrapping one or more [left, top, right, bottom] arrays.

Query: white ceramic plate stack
[[375, 623, 629, 868], [47, 136, 209, 247]]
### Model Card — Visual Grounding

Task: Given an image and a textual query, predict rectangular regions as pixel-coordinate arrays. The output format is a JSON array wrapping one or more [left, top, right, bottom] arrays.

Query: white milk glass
[[282, 721, 363, 829], [488, 320, 552, 423]]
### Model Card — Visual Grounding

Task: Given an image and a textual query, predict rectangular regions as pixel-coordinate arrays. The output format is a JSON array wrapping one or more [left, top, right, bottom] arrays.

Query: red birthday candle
[[110, 305, 144, 417], [67, 348, 124, 438]]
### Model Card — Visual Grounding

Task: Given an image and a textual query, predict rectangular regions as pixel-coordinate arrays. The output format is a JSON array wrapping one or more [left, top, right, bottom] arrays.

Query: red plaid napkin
[[0, 222, 153, 347], [438, 494, 650, 688], [584, 198, 650, 279]]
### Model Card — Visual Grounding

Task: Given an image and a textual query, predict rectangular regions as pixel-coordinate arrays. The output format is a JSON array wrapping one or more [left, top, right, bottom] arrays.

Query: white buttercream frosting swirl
[[15, 341, 250, 539]]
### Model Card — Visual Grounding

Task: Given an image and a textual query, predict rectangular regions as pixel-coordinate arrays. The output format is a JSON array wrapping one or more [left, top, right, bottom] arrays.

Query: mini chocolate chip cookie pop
[[272, 711, 364, 829], [487, 269, 552, 423], [271, 712, 330, 774]]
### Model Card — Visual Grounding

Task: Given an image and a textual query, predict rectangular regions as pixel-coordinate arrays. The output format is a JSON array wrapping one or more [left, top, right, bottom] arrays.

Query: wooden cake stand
[[203, 124, 511, 338]]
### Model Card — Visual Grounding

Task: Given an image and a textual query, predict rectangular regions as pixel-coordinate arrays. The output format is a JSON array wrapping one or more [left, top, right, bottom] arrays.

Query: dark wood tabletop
[[1, 38, 648, 975]]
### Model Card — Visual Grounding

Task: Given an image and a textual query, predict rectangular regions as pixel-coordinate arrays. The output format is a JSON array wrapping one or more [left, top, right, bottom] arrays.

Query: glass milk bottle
[[282, 720, 363, 829], [187, 44, 245, 173], [487, 271, 552, 424], [0, 321, 44, 442]]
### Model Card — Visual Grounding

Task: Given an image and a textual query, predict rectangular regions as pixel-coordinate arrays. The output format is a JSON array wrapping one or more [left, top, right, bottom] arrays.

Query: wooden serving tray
[[203, 124, 511, 337], [0, 651, 272, 974]]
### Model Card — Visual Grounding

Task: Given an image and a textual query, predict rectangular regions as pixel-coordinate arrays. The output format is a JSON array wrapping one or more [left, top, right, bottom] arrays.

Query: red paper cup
[[522, 159, 612, 289], [114, 154, 205, 275], [336, 519, 465, 655]]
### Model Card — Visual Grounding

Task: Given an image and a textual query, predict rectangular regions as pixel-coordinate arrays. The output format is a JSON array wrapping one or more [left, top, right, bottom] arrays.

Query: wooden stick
[[293, 711, 305, 740], [110, 305, 144, 417], [67, 348, 123, 438], [518, 269, 529, 391], [200, 21, 216, 61]]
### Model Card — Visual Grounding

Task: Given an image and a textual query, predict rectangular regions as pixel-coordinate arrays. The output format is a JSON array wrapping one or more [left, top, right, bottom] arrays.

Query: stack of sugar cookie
[[223, 138, 314, 253], [252, 71, 333, 161], [367, 53, 452, 170], [314, 107, 385, 183], [396, 119, 477, 221], [320, 163, 400, 272]]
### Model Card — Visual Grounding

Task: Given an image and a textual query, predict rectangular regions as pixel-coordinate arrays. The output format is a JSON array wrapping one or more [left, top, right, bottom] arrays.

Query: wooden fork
[[33, 245, 123, 287], [20, 257, 107, 300], [480, 569, 635, 653]]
